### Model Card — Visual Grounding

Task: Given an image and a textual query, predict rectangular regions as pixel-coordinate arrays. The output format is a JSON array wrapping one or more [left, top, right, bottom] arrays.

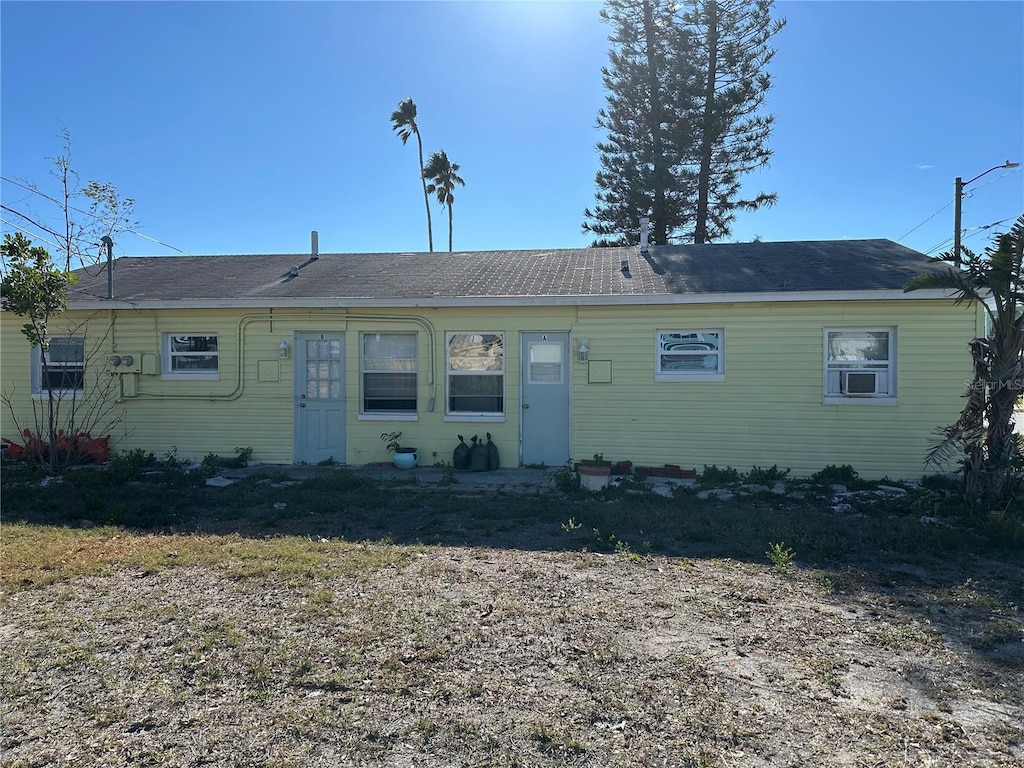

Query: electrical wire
[[0, 218, 63, 251], [896, 167, 1020, 247], [925, 213, 1022, 255], [895, 200, 952, 243], [0, 175, 192, 255]]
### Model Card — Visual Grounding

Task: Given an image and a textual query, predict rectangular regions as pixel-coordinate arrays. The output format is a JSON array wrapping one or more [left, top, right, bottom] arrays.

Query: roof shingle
[[68, 239, 945, 305]]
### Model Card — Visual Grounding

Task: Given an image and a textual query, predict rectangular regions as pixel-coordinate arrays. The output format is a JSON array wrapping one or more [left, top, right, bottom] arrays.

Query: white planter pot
[[392, 450, 418, 470]]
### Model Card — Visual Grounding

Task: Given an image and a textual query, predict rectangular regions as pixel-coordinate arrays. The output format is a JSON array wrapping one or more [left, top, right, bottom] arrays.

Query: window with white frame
[[362, 332, 417, 414], [163, 334, 219, 378], [824, 328, 895, 400], [656, 330, 724, 381], [32, 337, 85, 396], [447, 332, 504, 415]]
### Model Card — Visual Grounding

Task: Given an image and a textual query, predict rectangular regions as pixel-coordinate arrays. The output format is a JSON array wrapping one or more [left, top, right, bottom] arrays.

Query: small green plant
[[614, 538, 643, 563], [233, 446, 254, 465], [109, 448, 156, 480], [161, 447, 183, 468], [200, 452, 220, 474], [561, 517, 582, 532], [811, 464, 860, 486], [548, 461, 580, 493], [700, 464, 740, 485], [317, 456, 337, 466], [745, 465, 790, 485], [380, 431, 402, 455], [766, 541, 796, 572], [438, 461, 457, 485]]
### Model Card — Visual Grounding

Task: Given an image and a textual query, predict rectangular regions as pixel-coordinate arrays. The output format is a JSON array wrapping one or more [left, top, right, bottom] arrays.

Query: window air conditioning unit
[[840, 370, 879, 395]]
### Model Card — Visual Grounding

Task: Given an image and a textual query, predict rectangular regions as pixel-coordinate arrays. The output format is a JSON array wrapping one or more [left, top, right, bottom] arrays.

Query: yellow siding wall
[[572, 300, 975, 478], [1, 298, 977, 478]]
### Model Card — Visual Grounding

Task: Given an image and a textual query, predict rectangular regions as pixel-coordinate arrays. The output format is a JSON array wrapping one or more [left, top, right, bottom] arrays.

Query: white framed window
[[32, 337, 85, 397], [656, 330, 724, 381], [446, 332, 504, 417], [361, 332, 417, 416], [162, 333, 219, 379], [824, 327, 896, 404]]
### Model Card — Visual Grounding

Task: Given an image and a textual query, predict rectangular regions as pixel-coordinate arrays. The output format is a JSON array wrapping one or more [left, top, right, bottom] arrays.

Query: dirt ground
[[3, 538, 1022, 767]]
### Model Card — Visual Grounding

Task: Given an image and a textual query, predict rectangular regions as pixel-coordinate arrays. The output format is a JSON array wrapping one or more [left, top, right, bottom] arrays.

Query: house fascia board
[[63, 288, 958, 311]]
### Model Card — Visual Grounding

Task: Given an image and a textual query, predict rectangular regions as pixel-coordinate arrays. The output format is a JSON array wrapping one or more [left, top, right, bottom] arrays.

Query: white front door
[[294, 332, 345, 464], [520, 332, 571, 467]]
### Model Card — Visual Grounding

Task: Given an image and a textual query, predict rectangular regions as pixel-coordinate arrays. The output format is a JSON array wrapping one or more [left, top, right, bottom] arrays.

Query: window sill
[[358, 413, 419, 422], [32, 391, 84, 401], [823, 396, 898, 407], [444, 414, 506, 423], [161, 374, 219, 382], [655, 373, 725, 383]]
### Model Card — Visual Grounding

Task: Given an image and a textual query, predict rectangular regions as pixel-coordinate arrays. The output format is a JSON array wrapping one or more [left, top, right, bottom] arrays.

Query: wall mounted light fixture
[[279, 339, 291, 359], [577, 338, 589, 363]]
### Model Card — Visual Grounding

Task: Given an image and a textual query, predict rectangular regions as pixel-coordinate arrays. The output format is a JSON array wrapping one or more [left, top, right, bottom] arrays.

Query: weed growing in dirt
[[548, 461, 580, 493], [766, 541, 796, 572]]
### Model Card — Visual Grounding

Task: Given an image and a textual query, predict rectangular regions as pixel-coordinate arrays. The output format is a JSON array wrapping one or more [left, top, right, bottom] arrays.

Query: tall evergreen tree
[[684, 0, 784, 243], [584, 0, 694, 247], [583, 0, 783, 246]]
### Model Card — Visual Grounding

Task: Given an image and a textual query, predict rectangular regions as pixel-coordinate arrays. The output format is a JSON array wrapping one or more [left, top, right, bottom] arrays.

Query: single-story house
[[0, 237, 979, 478]]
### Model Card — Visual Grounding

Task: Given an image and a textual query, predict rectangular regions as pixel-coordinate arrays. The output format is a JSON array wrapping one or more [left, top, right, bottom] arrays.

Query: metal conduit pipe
[[118, 311, 438, 405]]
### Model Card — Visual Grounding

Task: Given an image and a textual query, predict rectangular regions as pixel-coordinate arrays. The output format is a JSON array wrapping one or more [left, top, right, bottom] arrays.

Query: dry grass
[[2, 465, 1022, 766]]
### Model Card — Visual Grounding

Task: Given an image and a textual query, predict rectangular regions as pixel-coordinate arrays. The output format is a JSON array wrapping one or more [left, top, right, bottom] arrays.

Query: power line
[[0, 175, 192, 255], [964, 168, 1022, 197], [925, 213, 1021, 255], [0, 218, 63, 251], [895, 167, 1020, 246], [895, 200, 952, 243]]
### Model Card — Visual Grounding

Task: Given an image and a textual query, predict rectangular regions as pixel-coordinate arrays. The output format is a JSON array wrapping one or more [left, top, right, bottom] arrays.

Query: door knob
[[523, 403, 530, 409]]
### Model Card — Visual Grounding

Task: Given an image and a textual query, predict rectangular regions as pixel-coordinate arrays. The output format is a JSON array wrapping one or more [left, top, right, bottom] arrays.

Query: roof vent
[[311, 230, 319, 260], [639, 217, 649, 255], [289, 266, 300, 278]]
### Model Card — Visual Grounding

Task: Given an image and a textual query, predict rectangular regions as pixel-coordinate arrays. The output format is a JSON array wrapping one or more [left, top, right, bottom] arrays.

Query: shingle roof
[[68, 239, 945, 306]]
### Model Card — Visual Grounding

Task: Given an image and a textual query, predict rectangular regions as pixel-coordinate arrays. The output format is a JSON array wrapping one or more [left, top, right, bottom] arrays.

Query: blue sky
[[1, 1, 1021, 260]]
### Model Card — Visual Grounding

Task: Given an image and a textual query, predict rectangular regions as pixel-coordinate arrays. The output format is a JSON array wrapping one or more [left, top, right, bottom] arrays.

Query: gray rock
[[877, 485, 908, 495], [788, 490, 809, 500], [830, 483, 848, 493], [772, 482, 787, 495], [697, 489, 734, 501], [205, 476, 235, 487]]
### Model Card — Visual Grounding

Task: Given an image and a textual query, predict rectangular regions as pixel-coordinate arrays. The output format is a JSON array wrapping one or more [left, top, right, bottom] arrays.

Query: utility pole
[[953, 161, 1020, 268]]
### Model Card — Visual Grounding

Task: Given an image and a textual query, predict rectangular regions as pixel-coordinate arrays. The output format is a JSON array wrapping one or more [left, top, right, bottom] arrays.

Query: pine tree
[[583, 0, 783, 246], [583, 0, 694, 247], [684, 0, 784, 243]]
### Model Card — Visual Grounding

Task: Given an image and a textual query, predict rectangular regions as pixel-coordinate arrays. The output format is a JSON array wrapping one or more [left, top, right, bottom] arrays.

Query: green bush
[[700, 465, 740, 485], [745, 465, 790, 486]]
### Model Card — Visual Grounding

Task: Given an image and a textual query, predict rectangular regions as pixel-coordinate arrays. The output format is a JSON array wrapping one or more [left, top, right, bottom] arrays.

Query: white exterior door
[[520, 332, 571, 467], [294, 332, 345, 464]]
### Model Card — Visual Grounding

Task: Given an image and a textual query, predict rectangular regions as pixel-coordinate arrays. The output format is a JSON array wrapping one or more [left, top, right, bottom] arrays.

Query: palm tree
[[390, 98, 433, 252], [422, 150, 465, 252], [904, 214, 1024, 508]]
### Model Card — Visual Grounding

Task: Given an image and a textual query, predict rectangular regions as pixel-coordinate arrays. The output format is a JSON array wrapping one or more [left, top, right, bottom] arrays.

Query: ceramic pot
[[392, 449, 418, 470]]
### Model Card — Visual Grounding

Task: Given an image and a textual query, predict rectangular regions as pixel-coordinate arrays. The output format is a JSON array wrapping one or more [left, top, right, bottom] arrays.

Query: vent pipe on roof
[[100, 236, 114, 299], [639, 217, 649, 255], [311, 230, 319, 260]]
